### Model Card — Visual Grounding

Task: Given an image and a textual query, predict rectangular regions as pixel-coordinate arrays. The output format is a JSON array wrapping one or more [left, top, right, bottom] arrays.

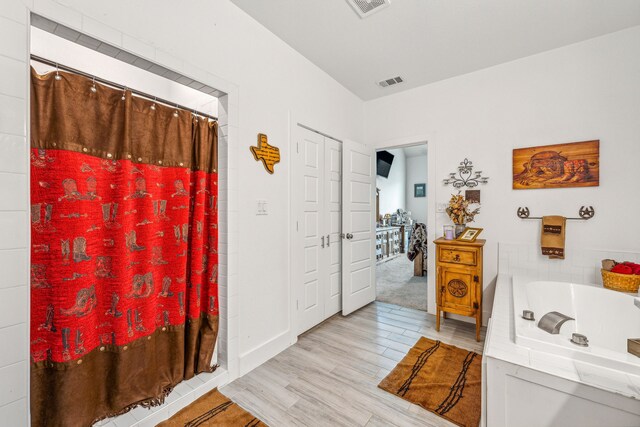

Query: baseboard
[[238, 330, 292, 377]]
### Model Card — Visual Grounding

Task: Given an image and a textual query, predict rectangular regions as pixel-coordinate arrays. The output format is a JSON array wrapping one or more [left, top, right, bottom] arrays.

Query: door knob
[[346, 233, 354, 240]]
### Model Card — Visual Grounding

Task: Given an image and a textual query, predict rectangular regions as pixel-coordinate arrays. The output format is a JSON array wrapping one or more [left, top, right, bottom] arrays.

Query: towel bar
[[517, 206, 595, 220]]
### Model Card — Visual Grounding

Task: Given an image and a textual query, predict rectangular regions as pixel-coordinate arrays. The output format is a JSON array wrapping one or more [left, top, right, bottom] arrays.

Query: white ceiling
[[230, 0, 640, 100]]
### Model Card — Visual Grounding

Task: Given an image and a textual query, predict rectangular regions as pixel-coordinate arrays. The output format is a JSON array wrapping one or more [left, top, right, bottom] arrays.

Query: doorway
[[375, 143, 428, 311]]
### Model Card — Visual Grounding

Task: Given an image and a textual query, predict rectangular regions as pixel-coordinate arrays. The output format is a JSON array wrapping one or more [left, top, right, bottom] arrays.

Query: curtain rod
[[30, 54, 218, 122]]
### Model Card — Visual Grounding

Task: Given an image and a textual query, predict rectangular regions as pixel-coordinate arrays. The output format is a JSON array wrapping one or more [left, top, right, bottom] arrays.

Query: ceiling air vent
[[378, 76, 404, 88], [346, 0, 391, 19]]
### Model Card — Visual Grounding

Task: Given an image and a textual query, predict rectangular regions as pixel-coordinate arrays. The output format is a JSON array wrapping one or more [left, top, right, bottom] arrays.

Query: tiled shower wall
[[0, 2, 30, 424], [498, 242, 640, 286]]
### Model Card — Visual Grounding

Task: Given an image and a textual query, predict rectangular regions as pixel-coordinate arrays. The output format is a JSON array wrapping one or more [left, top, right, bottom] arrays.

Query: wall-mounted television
[[376, 150, 394, 178]]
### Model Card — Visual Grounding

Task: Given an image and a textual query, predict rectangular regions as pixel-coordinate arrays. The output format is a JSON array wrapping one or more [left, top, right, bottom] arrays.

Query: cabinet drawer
[[438, 246, 477, 266]]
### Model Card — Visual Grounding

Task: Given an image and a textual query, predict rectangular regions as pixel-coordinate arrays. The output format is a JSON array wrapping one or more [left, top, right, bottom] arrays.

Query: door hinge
[[296, 220, 299, 232], [297, 142, 299, 153], [296, 300, 299, 310], [473, 302, 479, 309], [473, 275, 479, 283]]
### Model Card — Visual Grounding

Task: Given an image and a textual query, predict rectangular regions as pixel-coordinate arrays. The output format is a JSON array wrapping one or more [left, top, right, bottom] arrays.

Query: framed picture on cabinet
[[414, 183, 426, 197], [457, 227, 483, 242]]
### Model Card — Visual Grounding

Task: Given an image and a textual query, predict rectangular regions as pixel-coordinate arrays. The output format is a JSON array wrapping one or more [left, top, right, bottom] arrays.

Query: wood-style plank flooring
[[220, 301, 485, 427]]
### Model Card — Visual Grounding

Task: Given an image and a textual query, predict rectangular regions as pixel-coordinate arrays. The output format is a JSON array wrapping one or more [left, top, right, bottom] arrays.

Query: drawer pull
[[453, 254, 460, 262]]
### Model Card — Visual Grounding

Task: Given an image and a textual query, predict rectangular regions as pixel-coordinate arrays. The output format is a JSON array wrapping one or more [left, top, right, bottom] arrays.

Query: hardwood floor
[[220, 301, 486, 427]]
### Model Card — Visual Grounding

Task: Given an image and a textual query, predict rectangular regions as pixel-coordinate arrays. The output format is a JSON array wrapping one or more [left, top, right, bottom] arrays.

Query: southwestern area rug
[[378, 337, 482, 427], [157, 389, 266, 427]]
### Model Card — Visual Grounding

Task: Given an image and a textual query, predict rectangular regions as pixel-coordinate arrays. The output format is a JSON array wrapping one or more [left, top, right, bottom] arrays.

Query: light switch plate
[[437, 203, 447, 213], [256, 199, 267, 215]]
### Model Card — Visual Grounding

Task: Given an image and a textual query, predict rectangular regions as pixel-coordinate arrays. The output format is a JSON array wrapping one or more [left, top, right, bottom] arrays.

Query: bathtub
[[512, 276, 640, 398], [484, 274, 640, 427]]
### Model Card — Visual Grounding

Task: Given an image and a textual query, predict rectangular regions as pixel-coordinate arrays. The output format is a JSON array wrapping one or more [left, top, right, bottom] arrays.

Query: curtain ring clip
[[150, 97, 157, 111], [90, 76, 97, 93], [54, 63, 62, 81]]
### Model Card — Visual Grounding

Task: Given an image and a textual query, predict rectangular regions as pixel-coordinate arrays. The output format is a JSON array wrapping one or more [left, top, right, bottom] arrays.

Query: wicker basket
[[601, 269, 640, 293]]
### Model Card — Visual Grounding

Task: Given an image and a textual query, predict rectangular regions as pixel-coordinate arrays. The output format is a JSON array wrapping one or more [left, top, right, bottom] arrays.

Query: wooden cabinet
[[434, 237, 485, 341]]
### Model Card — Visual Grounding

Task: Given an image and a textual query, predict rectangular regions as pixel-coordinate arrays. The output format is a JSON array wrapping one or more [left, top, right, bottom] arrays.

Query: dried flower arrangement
[[446, 192, 480, 225]]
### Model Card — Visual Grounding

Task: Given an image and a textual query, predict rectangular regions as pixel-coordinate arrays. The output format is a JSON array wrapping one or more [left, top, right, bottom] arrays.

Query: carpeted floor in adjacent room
[[375, 255, 427, 311]]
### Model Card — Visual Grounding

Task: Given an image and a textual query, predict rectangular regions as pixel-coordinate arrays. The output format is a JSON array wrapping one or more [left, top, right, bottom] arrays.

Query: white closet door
[[341, 139, 376, 316], [297, 127, 325, 334], [324, 138, 342, 317]]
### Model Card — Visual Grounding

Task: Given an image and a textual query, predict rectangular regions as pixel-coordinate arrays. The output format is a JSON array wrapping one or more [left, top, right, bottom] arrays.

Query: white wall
[[0, 0, 364, 423], [376, 148, 406, 218], [364, 25, 640, 319], [405, 154, 428, 224]]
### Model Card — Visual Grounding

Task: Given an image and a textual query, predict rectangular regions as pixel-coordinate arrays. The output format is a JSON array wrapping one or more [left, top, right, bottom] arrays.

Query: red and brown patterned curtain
[[29, 67, 219, 427]]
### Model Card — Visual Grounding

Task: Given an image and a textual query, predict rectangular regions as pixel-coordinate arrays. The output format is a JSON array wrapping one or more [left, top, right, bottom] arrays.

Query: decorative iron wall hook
[[443, 158, 489, 188], [517, 206, 595, 220]]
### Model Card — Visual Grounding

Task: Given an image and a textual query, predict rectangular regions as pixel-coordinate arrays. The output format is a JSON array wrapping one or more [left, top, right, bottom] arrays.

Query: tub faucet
[[538, 311, 574, 334]]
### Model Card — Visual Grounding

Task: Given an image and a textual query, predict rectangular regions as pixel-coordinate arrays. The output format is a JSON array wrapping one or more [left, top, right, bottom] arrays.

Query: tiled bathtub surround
[[498, 242, 640, 287]]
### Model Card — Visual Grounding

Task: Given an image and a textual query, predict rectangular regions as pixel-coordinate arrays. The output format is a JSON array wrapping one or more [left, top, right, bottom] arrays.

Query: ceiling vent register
[[346, 0, 391, 19], [378, 76, 403, 88]]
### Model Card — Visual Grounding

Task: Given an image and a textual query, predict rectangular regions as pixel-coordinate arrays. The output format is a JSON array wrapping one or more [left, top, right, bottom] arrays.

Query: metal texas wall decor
[[443, 158, 489, 188], [250, 133, 280, 174]]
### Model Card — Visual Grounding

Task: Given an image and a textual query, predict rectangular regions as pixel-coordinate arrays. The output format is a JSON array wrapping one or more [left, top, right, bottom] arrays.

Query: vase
[[455, 224, 466, 238]]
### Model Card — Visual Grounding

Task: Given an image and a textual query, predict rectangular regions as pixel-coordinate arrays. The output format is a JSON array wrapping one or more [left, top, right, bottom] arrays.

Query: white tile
[[0, 286, 27, 328], [0, 62, 25, 103], [128, 405, 154, 421], [0, 173, 28, 211], [0, 95, 26, 137], [0, 397, 27, 426], [0, 323, 27, 366], [0, 362, 26, 406], [0, 17, 27, 62], [0, 134, 27, 174], [136, 407, 170, 427], [0, 212, 28, 249], [0, 249, 28, 290], [110, 411, 138, 427], [155, 49, 183, 72], [122, 35, 155, 61], [33, 0, 82, 29], [81, 16, 122, 46], [0, 1, 29, 24]]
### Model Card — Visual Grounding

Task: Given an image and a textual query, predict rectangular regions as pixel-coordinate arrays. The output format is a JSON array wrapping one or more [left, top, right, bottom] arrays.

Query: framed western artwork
[[513, 140, 599, 190]]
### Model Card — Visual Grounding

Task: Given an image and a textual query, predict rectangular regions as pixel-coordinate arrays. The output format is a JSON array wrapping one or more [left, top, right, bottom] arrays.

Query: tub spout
[[538, 311, 574, 334]]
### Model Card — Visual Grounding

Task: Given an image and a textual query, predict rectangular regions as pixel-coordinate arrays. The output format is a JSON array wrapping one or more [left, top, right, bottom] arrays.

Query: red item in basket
[[622, 262, 640, 275], [611, 264, 633, 275]]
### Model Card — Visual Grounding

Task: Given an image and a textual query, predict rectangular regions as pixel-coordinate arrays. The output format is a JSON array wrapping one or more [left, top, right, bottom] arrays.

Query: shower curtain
[[29, 67, 219, 427]]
